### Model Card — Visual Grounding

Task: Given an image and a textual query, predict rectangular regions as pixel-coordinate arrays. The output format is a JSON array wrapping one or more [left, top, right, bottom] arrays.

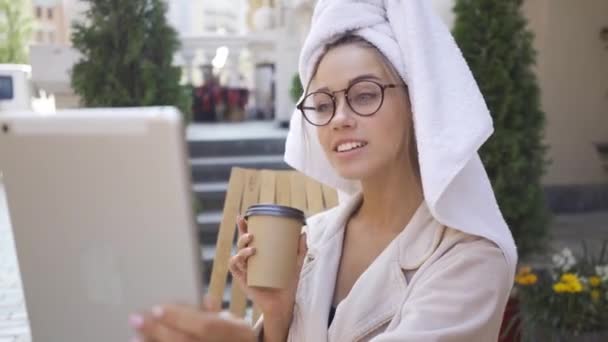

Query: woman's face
[[309, 43, 414, 181]]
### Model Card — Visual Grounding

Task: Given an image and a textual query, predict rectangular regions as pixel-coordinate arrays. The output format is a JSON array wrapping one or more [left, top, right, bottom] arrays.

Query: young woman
[[132, 1, 517, 341]]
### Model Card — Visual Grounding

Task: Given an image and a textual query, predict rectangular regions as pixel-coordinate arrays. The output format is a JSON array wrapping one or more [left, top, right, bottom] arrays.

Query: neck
[[354, 159, 423, 234]]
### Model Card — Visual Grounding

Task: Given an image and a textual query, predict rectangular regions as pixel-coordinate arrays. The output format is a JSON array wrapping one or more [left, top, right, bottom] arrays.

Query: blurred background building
[[31, 0, 69, 45], [523, 0, 607, 194]]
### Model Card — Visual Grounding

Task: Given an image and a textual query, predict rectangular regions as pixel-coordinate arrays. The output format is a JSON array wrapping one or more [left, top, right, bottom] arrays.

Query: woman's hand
[[130, 296, 256, 342], [229, 215, 308, 339]]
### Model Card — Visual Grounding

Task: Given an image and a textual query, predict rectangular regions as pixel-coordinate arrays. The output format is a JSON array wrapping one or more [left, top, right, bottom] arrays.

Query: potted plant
[[510, 243, 608, 341]]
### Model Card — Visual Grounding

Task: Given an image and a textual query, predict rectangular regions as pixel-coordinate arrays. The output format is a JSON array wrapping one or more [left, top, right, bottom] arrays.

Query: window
[[36, 30, 44, 42], [0, 76, 14, 100], [35, 6, 42, 18], [48, 31, 55, 43], [47, 8, 53, 20]]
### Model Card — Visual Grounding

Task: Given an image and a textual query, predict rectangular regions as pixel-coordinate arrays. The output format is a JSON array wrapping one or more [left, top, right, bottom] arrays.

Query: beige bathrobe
[[258, 192, 513, 342]]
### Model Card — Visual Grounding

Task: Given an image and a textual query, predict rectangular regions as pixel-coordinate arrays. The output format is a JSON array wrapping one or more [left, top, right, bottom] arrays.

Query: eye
[[315, 102, 333, 113], [353, 92, 379, 105]]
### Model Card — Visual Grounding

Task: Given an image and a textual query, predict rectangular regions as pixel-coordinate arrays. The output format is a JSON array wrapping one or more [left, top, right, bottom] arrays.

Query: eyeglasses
[[296, 80, 405, 126]]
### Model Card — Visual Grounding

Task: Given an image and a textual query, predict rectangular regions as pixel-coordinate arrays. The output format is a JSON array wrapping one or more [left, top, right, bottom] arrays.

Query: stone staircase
[[187, 133, 291, 296]]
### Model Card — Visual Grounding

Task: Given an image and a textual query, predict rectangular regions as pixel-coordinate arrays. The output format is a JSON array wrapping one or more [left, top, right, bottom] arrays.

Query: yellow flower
[[516, 273, 538, 285], [590, 289, 601, 302], [518, 266, 532, 275], [589, 276, 601, 287], [568, 281, 583, 293], [553, 283, 569, 293], [515, 266, 538, 286], [553, 274, 584, 293], [526, 274, 538, 285], [560, 273, 579, 284]]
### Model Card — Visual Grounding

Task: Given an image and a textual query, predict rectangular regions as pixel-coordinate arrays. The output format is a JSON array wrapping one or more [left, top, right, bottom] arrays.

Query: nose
[[330, 95, 356, 130]]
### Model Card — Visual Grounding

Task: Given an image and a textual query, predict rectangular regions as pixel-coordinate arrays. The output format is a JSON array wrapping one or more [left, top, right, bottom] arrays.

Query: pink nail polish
[[129, 314, 144, 329], [152, 305, 164, 318], [131, 337, 142, 342]]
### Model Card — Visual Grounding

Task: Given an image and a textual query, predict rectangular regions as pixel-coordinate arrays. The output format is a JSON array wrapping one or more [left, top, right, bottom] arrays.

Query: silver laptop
[[0, 107, 203, 341]]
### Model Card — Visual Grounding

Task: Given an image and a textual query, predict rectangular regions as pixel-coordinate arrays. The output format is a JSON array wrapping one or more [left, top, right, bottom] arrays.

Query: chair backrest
[[208, 167, 339, 322]]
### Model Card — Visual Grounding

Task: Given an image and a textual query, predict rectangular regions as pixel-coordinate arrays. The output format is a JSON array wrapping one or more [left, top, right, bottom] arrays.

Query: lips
[[333, 140, 368, 153]]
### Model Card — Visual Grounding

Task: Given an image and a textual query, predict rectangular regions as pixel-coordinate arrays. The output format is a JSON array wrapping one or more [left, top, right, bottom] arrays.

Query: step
[[544, 184, 608, 213], [188, 138, 286, 158], [190, 155, 291, 183], [200, 245, 226, 291], [193, 182, 228, 212], [201, 244, 219, 284], [197, 211, 224, 245]]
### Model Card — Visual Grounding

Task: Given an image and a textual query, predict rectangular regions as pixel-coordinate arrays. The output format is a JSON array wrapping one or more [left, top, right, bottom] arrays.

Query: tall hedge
[[453, 0, 550, 259], [71, 0, 191, 119]]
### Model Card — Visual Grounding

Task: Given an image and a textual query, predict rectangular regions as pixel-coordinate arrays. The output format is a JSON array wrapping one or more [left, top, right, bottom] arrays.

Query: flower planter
[[499, 297, 521, 342], [513, 247, 608, 342]]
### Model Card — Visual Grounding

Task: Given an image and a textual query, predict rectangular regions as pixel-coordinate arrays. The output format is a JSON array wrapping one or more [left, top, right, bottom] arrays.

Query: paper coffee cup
[[245, 204, 305, 288]]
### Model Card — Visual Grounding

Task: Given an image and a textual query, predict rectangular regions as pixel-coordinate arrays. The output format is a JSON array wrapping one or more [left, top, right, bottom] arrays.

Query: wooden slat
[[322, 184, 339, 209], [275, 171, 291, 206], [259, 170, 276, 204], [229, 169, 261, 317], [240, 169, 262, 212], [305, 176, 324, 215], [210, 168, 338, 324], [208, 168, 245, 307], [290, 171, 307, 213]]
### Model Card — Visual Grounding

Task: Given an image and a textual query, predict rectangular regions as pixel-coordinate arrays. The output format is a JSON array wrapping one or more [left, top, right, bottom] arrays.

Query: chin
[[332, 160, 377, 181]]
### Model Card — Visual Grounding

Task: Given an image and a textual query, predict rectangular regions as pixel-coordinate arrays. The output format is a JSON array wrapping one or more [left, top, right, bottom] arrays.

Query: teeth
[[336, 141, 366, 152]]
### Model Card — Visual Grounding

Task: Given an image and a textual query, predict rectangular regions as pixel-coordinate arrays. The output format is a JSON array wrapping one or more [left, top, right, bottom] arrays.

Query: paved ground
[[1, 176, 607, 339]]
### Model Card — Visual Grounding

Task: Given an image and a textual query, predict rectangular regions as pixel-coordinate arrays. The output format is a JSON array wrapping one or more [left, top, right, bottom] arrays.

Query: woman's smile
[[333, 140, 368, 160]]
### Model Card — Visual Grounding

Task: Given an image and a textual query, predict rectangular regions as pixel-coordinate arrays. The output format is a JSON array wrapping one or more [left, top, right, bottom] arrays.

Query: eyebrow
[[312, 73, 383, 93]]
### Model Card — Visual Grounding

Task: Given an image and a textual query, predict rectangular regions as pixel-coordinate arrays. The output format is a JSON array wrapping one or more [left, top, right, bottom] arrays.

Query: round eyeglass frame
[[296, 80, 405, 127]]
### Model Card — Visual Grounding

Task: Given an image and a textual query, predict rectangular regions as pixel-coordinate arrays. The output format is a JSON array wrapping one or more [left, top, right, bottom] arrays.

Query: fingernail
[[129, 314, 144, 329], [152, 305, 164, 318], [131, 337, 142, 342]]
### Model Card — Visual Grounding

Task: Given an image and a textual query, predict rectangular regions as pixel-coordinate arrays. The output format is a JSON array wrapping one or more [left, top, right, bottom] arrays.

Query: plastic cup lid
[[244, 204, 305, 223]]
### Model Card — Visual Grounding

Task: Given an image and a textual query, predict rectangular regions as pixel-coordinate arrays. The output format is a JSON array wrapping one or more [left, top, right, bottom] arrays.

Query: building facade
[[30, 0, 70, 45], [523, 0, 608, 190]]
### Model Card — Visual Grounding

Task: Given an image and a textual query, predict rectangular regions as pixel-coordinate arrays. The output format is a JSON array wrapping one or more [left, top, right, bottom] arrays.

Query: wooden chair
[[207, 167, 339, 322]]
